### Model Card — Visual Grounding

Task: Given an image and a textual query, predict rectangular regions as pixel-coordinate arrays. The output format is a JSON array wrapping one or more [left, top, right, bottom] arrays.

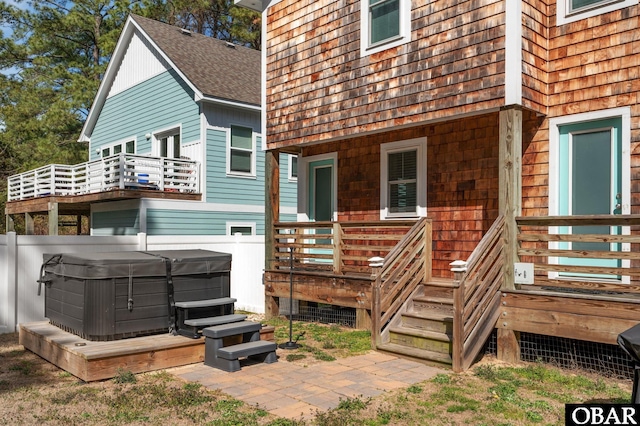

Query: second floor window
[[557, 0, 637, 25], [360, 0, 410, 56], [229, 125, 255, 176], [369, 0, 400, 45], [101, 140, 135, 157]]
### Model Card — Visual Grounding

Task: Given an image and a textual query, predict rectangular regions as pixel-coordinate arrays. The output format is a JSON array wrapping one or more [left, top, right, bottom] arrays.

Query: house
[[237, 0, 640, 371], [5, 14, 297, 237]]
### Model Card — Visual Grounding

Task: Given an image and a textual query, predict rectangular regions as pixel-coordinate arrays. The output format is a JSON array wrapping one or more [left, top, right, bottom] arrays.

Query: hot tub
[[40, 249, 231, 340]]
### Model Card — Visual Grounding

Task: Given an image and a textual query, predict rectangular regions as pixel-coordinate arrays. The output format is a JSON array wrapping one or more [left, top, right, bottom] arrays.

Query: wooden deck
[[19, 321, 274, 382]]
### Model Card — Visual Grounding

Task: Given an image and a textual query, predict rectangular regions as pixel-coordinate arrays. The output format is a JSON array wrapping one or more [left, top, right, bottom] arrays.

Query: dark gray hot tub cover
[[43, 249, 231, 280]]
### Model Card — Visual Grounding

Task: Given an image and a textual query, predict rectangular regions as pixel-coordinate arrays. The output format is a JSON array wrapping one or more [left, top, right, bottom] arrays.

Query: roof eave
[[234, 0, 268, 12], [201, 95, 261, 112]]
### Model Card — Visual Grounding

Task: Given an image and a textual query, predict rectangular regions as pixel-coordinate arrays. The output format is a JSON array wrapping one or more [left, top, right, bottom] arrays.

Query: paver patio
[[169, 350, 445, 420]]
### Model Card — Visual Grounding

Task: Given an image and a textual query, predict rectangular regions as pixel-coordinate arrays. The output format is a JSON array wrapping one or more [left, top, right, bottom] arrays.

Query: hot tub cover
[[43, 249, 231, 280]]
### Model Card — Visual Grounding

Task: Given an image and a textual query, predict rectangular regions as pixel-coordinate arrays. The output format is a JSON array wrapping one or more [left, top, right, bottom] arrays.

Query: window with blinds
[[388, 149, 417, 214]]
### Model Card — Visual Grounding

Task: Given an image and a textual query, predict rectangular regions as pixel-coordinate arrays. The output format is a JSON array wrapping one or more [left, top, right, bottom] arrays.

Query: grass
[[264, 317, 372, 364], [0, 324, 634, 425]]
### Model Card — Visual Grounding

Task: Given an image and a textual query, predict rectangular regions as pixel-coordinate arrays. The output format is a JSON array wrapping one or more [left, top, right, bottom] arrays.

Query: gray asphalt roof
[[131, 14, 261, 107]]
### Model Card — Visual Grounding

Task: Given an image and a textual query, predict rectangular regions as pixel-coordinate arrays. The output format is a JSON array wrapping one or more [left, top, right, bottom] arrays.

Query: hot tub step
[[208, 340, 277, 372], [203, 320, 262, 338], [184, 313, 247, 328], [175, 297, 236, 309]]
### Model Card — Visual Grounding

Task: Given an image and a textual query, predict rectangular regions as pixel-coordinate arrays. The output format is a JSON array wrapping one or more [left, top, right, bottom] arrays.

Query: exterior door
[[308, 158, 334, 261], [557, 117, 623, 276]]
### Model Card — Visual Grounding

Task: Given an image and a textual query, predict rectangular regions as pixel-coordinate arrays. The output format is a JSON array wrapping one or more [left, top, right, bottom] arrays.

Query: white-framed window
[[100, 138, 136, 158], [360, 0, 411, 56], [556, 0, 637, 25], [380, 138, 427, 219], [227, 222, 256, 236], [227, 125, 256, 177], [288, 154, 298, 181]]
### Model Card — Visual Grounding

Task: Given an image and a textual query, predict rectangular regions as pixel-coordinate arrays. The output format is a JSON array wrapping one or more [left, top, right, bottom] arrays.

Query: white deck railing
[[7, 154, 200, 201]]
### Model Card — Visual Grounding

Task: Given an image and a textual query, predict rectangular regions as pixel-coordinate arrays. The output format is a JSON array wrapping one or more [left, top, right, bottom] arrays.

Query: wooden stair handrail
[[371, 218, 431, 347], [452, 214, 505, 372]]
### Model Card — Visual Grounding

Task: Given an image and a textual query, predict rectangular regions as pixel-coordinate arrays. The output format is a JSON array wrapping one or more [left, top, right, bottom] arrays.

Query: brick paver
[[168, 349, 445, 420]]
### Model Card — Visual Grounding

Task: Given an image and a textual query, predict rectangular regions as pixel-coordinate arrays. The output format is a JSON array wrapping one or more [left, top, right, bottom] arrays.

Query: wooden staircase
[[378, 278, 456, 368]]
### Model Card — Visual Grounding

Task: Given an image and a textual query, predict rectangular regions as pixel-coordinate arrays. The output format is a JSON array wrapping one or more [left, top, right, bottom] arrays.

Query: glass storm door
[[557, 118, 622, 277]]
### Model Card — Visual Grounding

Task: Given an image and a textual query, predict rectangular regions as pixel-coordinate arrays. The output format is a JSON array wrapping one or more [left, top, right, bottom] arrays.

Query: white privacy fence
[[0, 232, 265, 334], [7, 154, 200, 201]]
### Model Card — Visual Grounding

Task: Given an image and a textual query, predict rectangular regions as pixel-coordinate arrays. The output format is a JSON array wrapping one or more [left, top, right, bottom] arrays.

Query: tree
[[133, 0, 261, 48]]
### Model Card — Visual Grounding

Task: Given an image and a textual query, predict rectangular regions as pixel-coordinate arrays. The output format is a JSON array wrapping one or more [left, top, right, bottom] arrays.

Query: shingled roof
[[131, 14, 261, 107]]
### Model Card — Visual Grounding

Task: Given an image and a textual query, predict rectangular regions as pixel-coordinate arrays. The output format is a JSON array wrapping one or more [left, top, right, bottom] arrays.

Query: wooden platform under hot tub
[[19, 321, 275, 382]]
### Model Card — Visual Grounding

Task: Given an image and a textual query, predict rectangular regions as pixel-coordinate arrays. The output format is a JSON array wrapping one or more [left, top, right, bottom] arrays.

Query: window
[[388, 150, 417, 214], [360, 0, 410, 56], [380, 138, 426, 219], [556, 0, 637, 25], [100, 139, 135, 158], [289, 155, 298, 181], [370, 0, 400, 44], [227, 222, 256, 236], [228, 125, 256, 177]]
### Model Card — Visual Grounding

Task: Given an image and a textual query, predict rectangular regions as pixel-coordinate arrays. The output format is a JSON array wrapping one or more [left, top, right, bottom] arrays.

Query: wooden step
[[377, 342, 452, 368], [175, 297, 236, 309], [402, 310, 453, 334], [412, 295, 454, 314], [184, 313, 247, 328], [422, 277, 456, 288], [389, 326, 452, 354]]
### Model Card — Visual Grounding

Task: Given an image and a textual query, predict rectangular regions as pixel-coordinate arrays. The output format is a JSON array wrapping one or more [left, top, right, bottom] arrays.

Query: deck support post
[[48, 202, 59, 236], [25, 212, 34, 235], [497, 328, 521, 365], [6, 213, 14, 233], [497, 105, 522, 364], [356, 308, 371, 330], [265, 149, 280, 319]]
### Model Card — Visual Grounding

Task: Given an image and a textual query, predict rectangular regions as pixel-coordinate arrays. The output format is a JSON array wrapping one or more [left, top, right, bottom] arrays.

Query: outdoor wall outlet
[[514, 262, 534, 285]]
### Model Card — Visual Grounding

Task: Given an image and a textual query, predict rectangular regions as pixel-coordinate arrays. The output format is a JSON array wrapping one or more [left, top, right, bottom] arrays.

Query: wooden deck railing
[[273, 220, 419, 274], [517, 215, 640, 293], [371, 218, 432, 345], [7, 154, 200, 201], [452, 215, 505, 372]]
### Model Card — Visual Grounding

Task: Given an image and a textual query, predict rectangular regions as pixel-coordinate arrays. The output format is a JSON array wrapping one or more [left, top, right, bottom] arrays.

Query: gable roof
[[79, 14, 261, 142]]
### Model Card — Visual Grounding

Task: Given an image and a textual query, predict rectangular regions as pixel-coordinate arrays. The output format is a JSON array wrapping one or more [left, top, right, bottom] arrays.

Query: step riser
[[401, 315, 453, 334], [377, 347, 453, 368], [389, 332, 452, 354], [411, 301, 453, 315]]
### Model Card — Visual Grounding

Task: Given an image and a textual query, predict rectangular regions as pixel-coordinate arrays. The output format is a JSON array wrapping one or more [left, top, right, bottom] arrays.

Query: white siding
[[108, 30, 169, 98]]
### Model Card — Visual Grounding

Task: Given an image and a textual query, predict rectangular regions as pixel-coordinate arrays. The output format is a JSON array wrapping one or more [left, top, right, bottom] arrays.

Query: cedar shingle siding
[[266, 0, 507, 148], [266, 0, 640, 276]]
